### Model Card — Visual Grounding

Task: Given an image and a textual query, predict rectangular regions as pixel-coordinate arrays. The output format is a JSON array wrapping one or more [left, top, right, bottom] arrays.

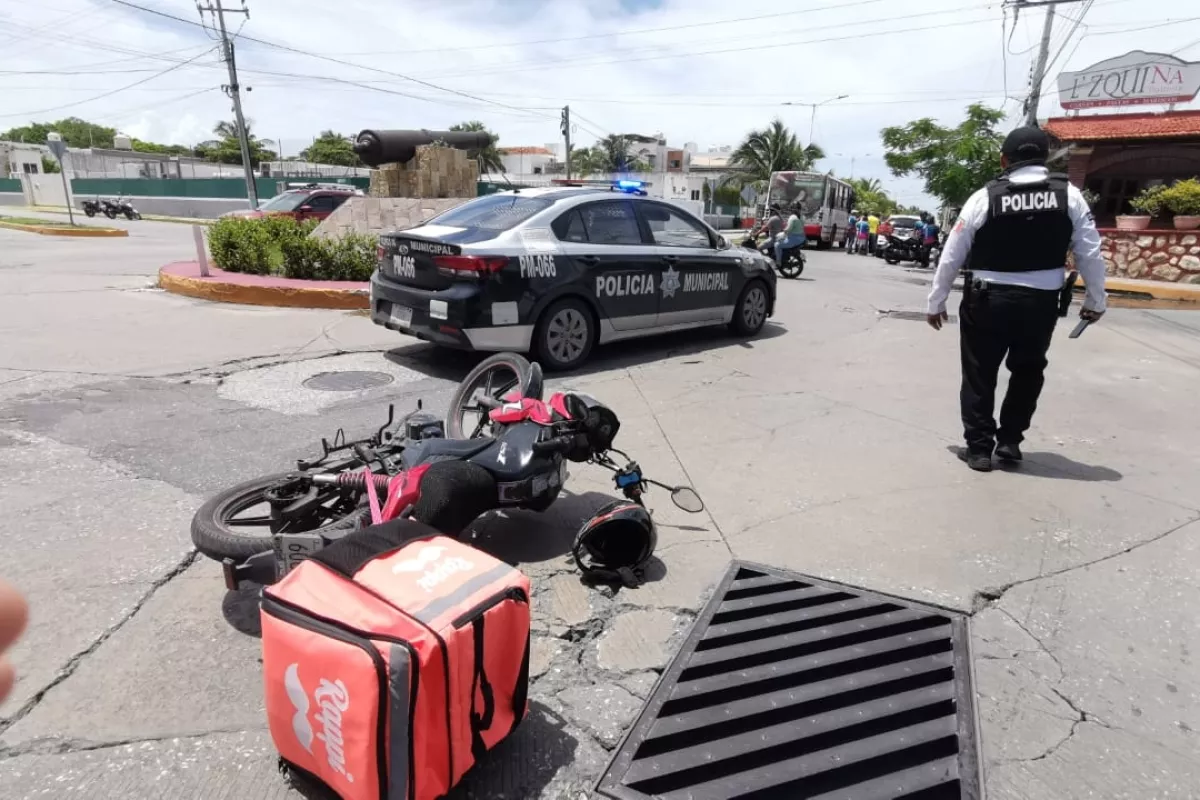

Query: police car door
[[561, 199, 661, 332], [637, 201, 736, 326]]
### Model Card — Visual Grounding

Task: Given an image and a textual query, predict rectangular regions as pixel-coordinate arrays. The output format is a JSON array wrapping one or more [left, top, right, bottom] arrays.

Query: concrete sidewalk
[[0, 241, 1196, 798]]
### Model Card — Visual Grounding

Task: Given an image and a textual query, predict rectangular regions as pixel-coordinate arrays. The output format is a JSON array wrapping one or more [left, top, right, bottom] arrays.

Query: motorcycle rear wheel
[[445, 352, 533, 439], [190, 472, 366, 562]]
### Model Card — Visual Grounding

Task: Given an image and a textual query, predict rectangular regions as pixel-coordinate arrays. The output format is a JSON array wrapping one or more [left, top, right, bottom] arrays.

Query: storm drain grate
[[596, 562, 980, 800], [301, 370, 395, 392]]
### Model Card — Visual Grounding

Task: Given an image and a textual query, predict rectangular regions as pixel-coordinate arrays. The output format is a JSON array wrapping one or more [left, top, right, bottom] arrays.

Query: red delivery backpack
[[260, 518, 532, 800]]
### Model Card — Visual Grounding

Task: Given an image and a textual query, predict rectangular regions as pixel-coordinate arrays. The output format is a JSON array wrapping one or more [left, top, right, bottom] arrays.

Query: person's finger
[[0, 580, 28, 653], [0, 658, 14, 705]]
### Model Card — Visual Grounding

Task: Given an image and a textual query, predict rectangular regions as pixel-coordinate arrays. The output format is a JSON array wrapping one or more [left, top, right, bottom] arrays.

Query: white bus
[[765, 171, 855, 249]]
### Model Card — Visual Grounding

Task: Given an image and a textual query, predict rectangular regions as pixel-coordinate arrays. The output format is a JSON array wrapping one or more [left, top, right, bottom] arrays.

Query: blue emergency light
[[614, 180, 647, 195]]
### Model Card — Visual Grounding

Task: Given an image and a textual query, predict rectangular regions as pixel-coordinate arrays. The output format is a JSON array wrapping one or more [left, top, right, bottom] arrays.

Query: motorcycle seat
[[401, 436, 495, 468]]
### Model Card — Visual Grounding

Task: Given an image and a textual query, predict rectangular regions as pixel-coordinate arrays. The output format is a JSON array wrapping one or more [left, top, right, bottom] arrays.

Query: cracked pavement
[[1, 220, 1198, 798]]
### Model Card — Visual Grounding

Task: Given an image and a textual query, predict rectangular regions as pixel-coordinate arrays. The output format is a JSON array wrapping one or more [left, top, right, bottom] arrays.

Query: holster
[[1059, 270, 1078, 317]]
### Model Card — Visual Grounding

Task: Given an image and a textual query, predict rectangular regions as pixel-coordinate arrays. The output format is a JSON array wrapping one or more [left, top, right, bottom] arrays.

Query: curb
[[28, 206, 213, 225], [0, 220, 128, 237], [1082, 277, 1200, 304], [158, 266, 369, 310]]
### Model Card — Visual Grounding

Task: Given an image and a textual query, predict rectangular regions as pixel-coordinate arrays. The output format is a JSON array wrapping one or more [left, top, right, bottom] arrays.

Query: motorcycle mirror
[[671, 486, 704, 513]]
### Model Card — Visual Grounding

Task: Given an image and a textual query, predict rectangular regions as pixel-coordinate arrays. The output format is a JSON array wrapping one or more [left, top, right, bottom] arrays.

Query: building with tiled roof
[[1046, 110, 1200, 224]]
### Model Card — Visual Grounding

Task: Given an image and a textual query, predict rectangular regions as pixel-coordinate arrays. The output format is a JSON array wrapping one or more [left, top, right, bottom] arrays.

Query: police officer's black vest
[[968, 172, 1073, 272]]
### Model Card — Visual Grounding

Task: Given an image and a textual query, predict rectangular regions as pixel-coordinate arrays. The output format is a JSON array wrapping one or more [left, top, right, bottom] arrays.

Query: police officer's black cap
[[1002, 126, 1050, 164]]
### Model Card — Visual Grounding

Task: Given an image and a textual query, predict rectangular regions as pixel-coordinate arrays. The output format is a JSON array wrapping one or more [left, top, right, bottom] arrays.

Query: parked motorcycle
[[193, 353, 704, 589], [883, 232, 930, 268], [113, 196, 142, 220], [99, 198, 120, 219], [738, 232, 805, 278], [81, 198, 103, 218]]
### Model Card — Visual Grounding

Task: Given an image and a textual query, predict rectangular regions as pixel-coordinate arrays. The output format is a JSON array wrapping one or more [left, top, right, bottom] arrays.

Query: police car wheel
[[730, 280, 769, 336], [536, 298, 595, 371]]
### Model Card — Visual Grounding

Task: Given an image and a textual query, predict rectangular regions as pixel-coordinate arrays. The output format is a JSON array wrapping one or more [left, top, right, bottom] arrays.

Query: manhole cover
[[596, 562, 980, 800], [301, 370, 395, 392]]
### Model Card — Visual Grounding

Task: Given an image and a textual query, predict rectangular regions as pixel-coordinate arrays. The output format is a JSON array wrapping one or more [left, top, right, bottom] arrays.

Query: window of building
[[690, 189, 700, 201], [22, 163, 39, 174]]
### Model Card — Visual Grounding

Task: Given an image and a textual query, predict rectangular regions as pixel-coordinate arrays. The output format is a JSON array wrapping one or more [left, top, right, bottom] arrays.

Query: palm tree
[[849, 177, 882, 195], [726, 118, 825, 189], [594, 134, 651, 173], [449, 121, 504, 174], [568, 145, 606, 177]]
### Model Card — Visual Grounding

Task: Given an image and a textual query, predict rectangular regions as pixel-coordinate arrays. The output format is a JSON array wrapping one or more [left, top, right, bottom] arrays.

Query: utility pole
[[199, 0, 258, 208], [1013, 0, 1088, 126], [1025, 3, 1056, 126], [561, 106, 571, 180]]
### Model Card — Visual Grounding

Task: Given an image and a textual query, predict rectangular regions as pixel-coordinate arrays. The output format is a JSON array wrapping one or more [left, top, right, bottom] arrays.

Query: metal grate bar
[[595, 562, 981, 800], [626, 683, 957, 784], [665, 625, 954, 709], [723, 574, 809, 599], [699, 594, 900, 650], [807, 760, 961, 800], [646, 651, 955, 745], [649, 720, 960, 798], [682, 610, 948, 676], [712, 585, 854, 621]]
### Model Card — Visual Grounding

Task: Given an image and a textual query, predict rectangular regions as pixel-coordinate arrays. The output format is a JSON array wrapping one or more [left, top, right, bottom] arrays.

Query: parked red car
[[221, 183, 360, 221]]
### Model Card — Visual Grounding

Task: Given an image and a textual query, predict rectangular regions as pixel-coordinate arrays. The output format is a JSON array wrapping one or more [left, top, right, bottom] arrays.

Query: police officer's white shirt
[[927, 165, 1107, 316]]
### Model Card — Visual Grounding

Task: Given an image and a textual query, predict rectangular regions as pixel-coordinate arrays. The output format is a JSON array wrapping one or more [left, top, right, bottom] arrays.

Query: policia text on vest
[[925, 127, 1107, 473]]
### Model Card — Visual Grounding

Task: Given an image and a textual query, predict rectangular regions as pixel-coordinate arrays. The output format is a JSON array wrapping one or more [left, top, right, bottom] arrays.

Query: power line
[[323, 0, 891, 56], [408, 4, 999, 81], [0, 47, 218, 119], [110, 0, 558, 121]]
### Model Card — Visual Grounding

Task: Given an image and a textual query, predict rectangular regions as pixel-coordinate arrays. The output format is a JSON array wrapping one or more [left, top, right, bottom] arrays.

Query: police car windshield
[[425, 194, 553, 232]]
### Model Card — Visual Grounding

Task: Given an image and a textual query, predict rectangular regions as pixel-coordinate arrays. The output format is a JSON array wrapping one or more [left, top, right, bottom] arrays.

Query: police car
[[370, 181, 778, 370]]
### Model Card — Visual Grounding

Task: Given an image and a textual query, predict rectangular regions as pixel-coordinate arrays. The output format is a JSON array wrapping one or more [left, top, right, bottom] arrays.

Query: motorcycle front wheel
[[84, 208, 96, 217], [190, 472, 367, 562], [778, 253, 805, 278], [104, 209, 116, 219], [445, 352, 533, 439]]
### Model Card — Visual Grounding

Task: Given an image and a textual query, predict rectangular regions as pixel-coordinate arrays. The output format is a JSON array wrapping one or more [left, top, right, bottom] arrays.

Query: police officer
[[926, 126, 1107, 472]]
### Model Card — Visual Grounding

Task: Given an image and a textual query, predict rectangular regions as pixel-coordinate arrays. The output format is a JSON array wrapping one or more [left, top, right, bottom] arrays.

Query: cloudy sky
[[2, 0, 1198, 208]]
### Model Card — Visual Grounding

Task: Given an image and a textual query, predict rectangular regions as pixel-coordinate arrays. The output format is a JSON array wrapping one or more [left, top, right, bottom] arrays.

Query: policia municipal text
[[927, 126, 1107, 473]]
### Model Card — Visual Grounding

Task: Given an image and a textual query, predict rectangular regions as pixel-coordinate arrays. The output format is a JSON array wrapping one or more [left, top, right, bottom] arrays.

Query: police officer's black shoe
[[996, 442, 1023, 463], [957, 447, 993, 472]]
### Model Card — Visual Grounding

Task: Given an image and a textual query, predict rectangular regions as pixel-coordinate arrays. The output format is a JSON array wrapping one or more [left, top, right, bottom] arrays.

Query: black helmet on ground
[[572, 500, 657, 588]]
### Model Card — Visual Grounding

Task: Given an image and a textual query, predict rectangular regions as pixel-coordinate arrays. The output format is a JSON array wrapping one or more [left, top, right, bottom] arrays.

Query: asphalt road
[[1, 221, 1198, 798]]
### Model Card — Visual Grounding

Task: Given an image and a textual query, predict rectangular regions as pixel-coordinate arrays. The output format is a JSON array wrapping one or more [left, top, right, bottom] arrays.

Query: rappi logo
[[391, 544, 475, 593], [284, 663, 354, 784]]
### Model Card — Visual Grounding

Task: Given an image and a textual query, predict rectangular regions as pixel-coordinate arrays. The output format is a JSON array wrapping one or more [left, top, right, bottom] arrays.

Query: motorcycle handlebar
[[532, 434, 585, 455]]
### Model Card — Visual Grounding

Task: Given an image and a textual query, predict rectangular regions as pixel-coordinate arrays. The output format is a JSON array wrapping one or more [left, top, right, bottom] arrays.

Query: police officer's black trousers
[[959, 283, 1059, 454]]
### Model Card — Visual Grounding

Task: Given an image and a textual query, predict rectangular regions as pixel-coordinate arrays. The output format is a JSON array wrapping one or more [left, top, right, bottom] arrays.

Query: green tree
[[727, 118, 825, 189], [1, 117, 115, 148], [449, 121, 503, 174], [567, 145, 607, 177], [299, 130, 362, 167], [593, 134, 650, 173], [40, 156, 61, 174], [880, 103, 1005, 207], [195, 119, 277, 167], [847, 177, 897, 215]]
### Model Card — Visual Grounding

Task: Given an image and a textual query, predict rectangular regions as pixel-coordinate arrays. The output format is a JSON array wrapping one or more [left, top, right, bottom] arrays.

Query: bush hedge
[[206, 216, 376, 281]]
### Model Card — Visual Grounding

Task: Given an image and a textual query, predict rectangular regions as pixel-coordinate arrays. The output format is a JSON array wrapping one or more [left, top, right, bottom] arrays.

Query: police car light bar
[[551, 178, 652, 195]]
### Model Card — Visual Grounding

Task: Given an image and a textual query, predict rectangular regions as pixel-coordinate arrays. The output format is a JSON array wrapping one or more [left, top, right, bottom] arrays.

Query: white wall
[[21, 172, 74, 208], [499, 152, 554, 175]]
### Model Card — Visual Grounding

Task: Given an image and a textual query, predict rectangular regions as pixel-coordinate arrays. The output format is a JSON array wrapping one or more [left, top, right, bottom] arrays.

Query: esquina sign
[[1057, 51, 1200, 110]]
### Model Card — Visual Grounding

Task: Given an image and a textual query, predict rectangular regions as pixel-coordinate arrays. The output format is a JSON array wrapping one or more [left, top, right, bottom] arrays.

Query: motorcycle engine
[[405, 412, 445, 441]]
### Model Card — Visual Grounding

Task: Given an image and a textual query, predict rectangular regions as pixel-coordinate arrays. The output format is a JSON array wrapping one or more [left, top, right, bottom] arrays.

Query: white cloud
[[1, 0, 1197, 209]]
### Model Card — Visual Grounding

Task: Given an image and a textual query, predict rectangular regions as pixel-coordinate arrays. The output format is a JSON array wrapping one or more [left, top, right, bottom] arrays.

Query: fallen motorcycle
[[193, 352, 704, 589], [739, 233, 805, 278]]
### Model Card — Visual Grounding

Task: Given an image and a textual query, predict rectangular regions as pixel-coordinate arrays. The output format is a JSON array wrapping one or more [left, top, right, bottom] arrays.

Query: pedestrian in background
[[855, 214, 870, 254], [845, 210, 859, 252], [926, 126, 1107, 472], [867, 211, 881, 255]]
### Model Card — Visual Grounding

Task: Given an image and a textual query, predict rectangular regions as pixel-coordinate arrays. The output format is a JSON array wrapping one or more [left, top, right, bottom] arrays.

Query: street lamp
[[783, 95, 850, 144], [833, 152, 872, 179]]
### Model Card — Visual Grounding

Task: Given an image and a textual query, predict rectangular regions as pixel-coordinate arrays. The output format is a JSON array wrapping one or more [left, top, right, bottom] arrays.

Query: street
[[1, 219, 1198, 799]]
